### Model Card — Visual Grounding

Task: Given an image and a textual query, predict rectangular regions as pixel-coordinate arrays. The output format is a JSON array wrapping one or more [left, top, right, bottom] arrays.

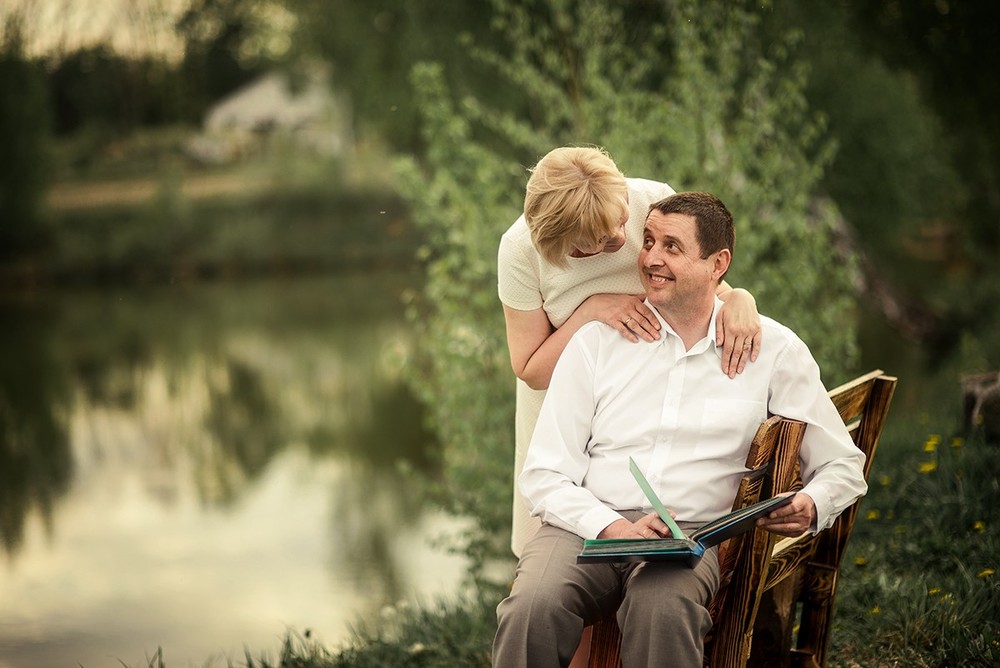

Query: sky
[[2, 0, 190, 60]]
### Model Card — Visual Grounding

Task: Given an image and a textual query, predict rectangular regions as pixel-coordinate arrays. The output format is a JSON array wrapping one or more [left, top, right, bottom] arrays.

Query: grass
[[828, 412, 1000, 667]]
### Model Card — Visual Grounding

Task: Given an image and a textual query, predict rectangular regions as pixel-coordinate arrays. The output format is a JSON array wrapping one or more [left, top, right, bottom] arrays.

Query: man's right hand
[[597, 512, 674, 539]]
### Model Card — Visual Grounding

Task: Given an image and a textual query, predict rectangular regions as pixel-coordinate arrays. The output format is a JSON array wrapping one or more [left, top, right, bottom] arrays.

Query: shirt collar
[[644, 297, 725, 360]]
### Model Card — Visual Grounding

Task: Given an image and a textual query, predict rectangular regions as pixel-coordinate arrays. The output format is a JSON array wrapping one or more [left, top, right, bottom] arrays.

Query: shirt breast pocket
[[695, 399, 767, 462]]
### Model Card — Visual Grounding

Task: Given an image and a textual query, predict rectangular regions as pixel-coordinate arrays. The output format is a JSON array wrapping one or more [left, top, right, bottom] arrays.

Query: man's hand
[[756, 492, 816, 537], [597, 512, 674, 540]]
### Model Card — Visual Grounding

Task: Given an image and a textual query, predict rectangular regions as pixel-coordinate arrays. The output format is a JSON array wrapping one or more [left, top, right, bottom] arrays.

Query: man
[[492, 192, 868, 667]]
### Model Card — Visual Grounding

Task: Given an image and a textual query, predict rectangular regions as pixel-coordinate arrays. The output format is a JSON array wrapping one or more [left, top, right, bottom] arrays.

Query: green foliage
[[397, 0, 860, 578], [48, 46, 192, 134], [283, 0, 501, 150], [175, 0, 279, 117], [0, 18, 51, 257], [765, 2, 962, 261], [394, 62, 525, 581]]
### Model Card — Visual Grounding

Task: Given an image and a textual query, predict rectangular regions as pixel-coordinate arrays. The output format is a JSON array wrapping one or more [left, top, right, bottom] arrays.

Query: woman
[[498, 146, 762, 558]]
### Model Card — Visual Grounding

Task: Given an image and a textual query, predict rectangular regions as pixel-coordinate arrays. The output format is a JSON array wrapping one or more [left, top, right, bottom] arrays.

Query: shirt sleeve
[[767, 336, 868, 533], [497, 223, 543, 311], [518, 324, 625, 539]]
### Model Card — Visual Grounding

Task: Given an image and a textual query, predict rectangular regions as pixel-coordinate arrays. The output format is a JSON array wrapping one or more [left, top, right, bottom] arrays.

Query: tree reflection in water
[[0, 274, 464, 666]]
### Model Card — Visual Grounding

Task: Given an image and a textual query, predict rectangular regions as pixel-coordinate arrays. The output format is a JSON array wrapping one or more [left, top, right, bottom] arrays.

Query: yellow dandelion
[[950, 436, 964, 448], [855, 557, 868, 567], [973, 521, 986, 533], [870, 605, 880, 615], [879, 474, 891, 487], [978, 568, 995, 578], [928, 587, 941, 596], [867, 509, 880, 520], [918, 461, 938, 473], [923, 440, 938, 452]]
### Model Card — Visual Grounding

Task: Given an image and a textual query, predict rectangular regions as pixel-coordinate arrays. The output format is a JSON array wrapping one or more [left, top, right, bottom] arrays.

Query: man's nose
[[642, 248, 663, 266]]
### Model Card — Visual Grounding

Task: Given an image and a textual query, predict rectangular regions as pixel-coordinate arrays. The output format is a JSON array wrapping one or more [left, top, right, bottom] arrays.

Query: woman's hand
[[715, 288, 761, 378], [582, 293, 661, 343], [502, 293, 660, 391]]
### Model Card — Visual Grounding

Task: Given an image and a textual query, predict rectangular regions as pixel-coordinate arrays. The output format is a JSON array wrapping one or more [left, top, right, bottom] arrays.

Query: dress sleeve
[[497, 224, 544, 311]]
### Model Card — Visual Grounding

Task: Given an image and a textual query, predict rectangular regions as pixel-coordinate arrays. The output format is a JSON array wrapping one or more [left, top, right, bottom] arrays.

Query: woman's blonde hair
[[523, 146, 629, 266]]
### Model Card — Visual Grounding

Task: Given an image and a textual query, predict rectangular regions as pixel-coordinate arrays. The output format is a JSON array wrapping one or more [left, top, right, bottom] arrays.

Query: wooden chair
[[587, 370, 897, 668]]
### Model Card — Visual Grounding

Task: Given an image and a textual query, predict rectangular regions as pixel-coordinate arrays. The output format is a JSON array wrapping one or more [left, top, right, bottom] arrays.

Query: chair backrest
[[748, 370, 897, 668], [587, 370, 897, 668]]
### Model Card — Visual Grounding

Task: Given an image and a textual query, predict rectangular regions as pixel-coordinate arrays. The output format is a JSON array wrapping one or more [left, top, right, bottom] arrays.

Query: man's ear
[[712, 249, 732, 280]]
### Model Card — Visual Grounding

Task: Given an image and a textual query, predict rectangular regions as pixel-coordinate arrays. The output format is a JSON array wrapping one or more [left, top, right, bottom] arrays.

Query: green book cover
[[576, 457, 792, 567]]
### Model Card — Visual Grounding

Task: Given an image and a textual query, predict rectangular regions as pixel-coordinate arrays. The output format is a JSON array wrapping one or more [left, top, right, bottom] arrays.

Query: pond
[[0, 274, 471, 668]]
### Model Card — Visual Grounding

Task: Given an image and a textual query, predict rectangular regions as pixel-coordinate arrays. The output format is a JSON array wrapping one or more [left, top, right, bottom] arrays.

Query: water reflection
[[0, 275, 468, 668]]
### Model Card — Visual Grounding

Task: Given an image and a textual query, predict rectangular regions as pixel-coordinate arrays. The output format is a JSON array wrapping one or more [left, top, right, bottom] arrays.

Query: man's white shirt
[[519, 298, 868, 540]]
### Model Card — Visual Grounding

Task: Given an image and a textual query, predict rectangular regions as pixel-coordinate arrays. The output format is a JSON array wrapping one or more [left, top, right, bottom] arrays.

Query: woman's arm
[[715, 281, 762, 378], [504, 293, 661, 390]]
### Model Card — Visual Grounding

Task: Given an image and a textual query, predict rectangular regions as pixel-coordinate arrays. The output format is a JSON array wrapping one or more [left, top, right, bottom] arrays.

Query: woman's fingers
[[630, 301, 661, 342], [606, 296, 659, 343]]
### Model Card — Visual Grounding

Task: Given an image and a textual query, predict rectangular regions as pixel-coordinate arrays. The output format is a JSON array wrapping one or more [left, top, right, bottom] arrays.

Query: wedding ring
[[743, 341, 752, 348], [624, 317, 633, 326]]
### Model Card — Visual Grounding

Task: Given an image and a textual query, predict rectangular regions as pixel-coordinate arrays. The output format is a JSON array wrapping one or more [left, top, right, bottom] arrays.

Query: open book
[[577, 457, 793, 567]]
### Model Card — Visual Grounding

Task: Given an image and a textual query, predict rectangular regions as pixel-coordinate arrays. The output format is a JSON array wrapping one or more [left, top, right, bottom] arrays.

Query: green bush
[[0, 18, 51, 257], [397, 0, 860, 579]]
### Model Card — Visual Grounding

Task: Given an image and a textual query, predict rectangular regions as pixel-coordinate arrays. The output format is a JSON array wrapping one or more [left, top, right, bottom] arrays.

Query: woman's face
[[573, 203, 630, 257]]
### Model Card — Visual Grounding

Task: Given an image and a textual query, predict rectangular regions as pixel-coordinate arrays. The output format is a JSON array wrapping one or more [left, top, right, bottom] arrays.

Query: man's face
[[639, 210, 729, 312]]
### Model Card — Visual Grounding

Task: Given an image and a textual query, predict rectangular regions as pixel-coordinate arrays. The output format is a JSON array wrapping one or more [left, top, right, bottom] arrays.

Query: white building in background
[[187, 66, 352, 164]]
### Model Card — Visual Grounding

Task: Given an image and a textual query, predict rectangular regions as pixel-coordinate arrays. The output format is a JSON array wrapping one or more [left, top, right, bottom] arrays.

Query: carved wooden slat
[[706, 419, 807, 668], [588, 618, 621, 667], [765, 537, 816, 589]]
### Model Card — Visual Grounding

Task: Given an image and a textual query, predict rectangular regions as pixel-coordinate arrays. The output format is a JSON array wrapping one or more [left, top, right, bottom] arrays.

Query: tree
[[0, 18, 50, 258], [396, 0, 859, 573], [284, 0, 502, 151]]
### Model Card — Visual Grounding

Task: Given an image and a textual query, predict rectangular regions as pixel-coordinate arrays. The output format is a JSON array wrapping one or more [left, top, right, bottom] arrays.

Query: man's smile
[[645, 272, 674, 284]]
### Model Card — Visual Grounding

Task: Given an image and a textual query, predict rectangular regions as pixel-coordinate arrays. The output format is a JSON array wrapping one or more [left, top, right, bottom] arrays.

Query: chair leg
[[794, 563, 839, 667], [747, 579, 796, 668]]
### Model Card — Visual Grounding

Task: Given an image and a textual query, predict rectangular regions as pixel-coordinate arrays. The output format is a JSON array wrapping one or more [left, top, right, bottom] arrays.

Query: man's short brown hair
[[648, 191, 735, 259]]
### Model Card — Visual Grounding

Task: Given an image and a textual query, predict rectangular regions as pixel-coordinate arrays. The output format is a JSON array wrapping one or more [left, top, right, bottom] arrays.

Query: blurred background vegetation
[[2, 0, 998, 666]]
